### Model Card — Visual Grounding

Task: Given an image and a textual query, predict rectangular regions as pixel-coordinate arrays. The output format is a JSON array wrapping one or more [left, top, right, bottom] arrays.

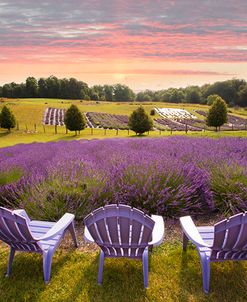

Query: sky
[[0, 0, 247, 91]]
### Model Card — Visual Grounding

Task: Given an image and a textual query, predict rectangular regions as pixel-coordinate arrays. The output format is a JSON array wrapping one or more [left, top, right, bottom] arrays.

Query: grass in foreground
[[0, 224, 246, 302]]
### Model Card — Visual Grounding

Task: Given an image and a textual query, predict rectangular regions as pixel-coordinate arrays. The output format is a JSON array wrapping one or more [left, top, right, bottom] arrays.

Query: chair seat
[[29, 220, 64, 251]]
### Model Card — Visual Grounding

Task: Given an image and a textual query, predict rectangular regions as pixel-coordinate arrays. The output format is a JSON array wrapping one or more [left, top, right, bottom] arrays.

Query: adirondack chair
[[0, 207, 78, 283], [83, 204, 164, 288], [180, 213, 247, 293]]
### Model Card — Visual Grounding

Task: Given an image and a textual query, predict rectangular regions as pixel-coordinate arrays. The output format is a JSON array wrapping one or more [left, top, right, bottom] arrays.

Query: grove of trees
[[0, 77, 246, 106]]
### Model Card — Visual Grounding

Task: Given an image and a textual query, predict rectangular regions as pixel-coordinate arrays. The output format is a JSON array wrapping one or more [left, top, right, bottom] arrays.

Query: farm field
[[1, 98, 247, 148], [0, 137, 247, 301]]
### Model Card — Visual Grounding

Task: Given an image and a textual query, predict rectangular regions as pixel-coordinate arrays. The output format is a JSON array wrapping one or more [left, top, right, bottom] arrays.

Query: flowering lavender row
[[195, 110, 247, 130], [43, 108, 66, 126], [85, 112, 129, 129], [154, 118, 202, 131], [0, 137, 247, 220]]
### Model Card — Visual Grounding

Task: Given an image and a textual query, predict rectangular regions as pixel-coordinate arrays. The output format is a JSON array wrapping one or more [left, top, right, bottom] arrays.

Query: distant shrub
[[150, 109, 155, 116], [0, 105, 16, 131], [128, 106, 153, 135]]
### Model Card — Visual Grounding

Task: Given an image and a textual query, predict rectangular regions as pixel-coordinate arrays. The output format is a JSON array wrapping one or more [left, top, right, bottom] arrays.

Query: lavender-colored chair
[[180, 213, 247, 293], [0, 207, 78, 283], [84, 204, 164, 288]]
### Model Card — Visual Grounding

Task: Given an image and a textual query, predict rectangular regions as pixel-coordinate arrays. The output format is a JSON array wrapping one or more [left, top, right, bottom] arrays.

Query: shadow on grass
[[70, 254, 148, 302], [0, 249, 72, 302], [178, 246, 247, 302], [0, 131, 10, 138], [53, 135, 78, 142]]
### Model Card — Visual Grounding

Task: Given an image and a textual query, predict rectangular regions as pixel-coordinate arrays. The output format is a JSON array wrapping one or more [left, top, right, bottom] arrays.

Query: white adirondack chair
[[0, 207, 78, 283], [180, 213, 247, 293], [84, 204, 164, 288]]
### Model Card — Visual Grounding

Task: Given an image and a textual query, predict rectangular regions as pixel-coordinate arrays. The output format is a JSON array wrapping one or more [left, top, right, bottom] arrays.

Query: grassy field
[[0, 98, 247, 148], [0, 222, 246, 302]]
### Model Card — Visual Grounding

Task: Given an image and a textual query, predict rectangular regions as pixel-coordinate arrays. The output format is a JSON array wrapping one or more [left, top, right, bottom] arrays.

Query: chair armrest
[[33, 213, 75, 241], [13, 209, 31, 223], [83, 226, 95, 243], [180, 216, 210, 248], [148, 215, 165, 246]]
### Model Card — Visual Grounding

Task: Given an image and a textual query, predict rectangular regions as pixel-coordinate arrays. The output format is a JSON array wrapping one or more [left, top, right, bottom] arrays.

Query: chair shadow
[[0, 249, 72, 301], [178, 246, 247, 302], [66, 253, 149, 302]]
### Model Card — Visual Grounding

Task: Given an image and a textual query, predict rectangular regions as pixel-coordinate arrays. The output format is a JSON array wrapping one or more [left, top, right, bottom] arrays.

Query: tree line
[[0, 76, 246, 106]]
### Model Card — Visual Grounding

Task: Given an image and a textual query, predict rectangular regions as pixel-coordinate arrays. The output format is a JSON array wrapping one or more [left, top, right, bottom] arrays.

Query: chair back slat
[[0, 207, 41, 252], [211, 212, 247, 260], [84, 204, 154, 258]]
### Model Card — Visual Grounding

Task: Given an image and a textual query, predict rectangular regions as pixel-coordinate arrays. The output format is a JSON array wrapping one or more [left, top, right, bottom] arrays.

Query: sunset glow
[[0, 0, 246, 90]]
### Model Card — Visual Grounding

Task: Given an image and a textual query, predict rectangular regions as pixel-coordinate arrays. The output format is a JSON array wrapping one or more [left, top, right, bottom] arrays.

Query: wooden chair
[[84, 204, 164, 288], [180, 213, 247, 293], [0, 207, 78, 283]]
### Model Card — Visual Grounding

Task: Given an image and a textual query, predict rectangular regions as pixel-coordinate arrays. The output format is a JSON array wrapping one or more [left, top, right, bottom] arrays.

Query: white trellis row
[[155, 108, 197, 120]]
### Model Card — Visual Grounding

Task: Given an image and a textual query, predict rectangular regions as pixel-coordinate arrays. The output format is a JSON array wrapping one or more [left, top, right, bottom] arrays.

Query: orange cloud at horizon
[[1, 59, 246, 91]]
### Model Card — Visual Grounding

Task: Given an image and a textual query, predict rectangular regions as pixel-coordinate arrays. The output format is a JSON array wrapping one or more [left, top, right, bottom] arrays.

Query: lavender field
[[0, 137, 247, 220]]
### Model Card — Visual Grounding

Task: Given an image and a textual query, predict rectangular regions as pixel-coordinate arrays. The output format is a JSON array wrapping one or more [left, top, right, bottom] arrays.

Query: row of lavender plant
[[43, 108, 66, 126], [85, 112, 129, 129], [0, 137, 246, 220], [154, 118, 202, 131], [195, 110, 247, 130]]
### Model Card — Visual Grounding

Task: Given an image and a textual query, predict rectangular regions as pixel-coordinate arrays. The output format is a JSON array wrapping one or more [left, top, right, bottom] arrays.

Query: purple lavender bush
[[0, 137, 246, 220]]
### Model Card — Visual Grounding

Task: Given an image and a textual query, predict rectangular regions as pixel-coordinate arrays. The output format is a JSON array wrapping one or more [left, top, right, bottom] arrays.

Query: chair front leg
[[199, 252, 210, 294], [68, 222, 78, 247], [6, 247, 15, 277], [43, 249, 53, 284], [142, 247, 149, 288], [182, 232, 189, 251], [98, 250, 105, 285]]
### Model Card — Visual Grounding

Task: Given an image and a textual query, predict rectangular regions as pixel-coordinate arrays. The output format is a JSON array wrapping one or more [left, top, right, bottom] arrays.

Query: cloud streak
[[0, 1, 246, 89]]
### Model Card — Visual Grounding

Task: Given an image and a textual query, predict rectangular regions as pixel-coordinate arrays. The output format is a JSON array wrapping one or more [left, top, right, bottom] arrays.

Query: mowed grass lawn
[[1, 98, 247, 148], [0, 222, 246, 302]]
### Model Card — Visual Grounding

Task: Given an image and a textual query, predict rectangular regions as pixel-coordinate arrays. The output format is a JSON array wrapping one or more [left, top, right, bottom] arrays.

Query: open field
[[1, 98, 247, 148], [0, 132, 247, 301]]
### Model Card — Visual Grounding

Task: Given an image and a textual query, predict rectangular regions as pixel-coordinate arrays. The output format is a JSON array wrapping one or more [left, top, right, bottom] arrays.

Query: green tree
[[207, 94, 220, 105], [185, 86, 201, 103], [25, 77, 38, 98], [0, 105, 16, 131], [114, 84, 135, 102], [103, 85, 115, 101], [238, 85, 247, 107], [206, 96, 228, 131], [64, 105, 86, 135], [128, 106, 153, 135]]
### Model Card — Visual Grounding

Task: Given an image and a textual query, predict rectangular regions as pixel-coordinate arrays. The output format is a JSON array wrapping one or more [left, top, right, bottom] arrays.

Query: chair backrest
[[84, 204, 155, 258], [211, 212, 247, 260], [0, 207, 41, 252]]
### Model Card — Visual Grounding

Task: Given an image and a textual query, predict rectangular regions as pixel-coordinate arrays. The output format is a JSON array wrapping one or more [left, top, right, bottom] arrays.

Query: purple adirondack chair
[[83, 204, 164, 288], [180, 213, 247, 293], [0, 207, 78, 283]]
